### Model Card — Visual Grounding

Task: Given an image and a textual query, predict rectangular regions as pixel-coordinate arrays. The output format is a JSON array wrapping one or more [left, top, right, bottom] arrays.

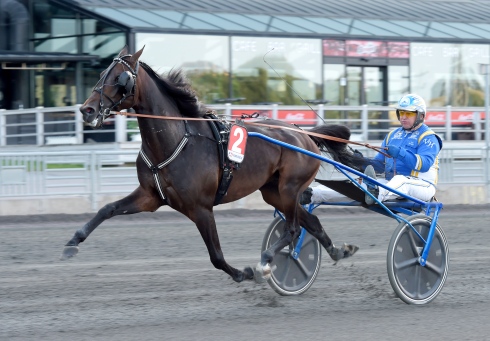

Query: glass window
[[411, 43, 488, 107], [231, 37, 322, 105], [182, 15, 221, 30], [388, 66, 409, 102], [91, 8, 157, 27], [471, 23, 490, 33], [147, 11, 186, 26], [351, 21, 399, 36], [426, 26, 458, 38], [307, 18, 353, 34], [243, 14, 272, 26], [35, 64, 77, 107], [28, 0, 126, 111], [217, 14, 268, 31], [35, 36, 77, 54], [324, 64, 345, 106], [323, 64, 345, 120], [443, 23, 490, 39], [117, 9, 181, 29], [83, 32, 126, 60], [363, 20, 424, 37], [135, 33, 230, 103], [275, 16, 344, 34], [269, 18, 314, 33], [430, 23, 482, 39], [185, 13, 254, 31]]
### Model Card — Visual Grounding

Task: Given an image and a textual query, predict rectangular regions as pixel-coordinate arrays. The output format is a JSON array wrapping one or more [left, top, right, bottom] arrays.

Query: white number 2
[[231, 127, 244, 153]]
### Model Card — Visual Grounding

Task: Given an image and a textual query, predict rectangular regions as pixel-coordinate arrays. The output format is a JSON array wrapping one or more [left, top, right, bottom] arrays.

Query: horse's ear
[[130, 46, 145, 64], [118, 45, 129, 57]]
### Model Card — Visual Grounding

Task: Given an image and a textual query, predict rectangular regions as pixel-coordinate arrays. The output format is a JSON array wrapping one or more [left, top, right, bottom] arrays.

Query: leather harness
[[139, 115, 238, 206]]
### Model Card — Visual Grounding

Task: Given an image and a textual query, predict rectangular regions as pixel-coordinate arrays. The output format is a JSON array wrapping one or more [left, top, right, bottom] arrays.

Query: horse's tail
[[307, 124, 364, 171]]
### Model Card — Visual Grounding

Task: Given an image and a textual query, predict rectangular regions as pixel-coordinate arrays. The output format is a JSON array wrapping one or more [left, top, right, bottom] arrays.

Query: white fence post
[[0, 109, 5, 146], [115, 113, 127, 143], [90, 151, 98, 211], [75, 104, 83, 144], [361, 104, 368, 141], [317, 104, 324, 126], [445, 106, 452, 141], [474, 112, 482, 141], [225, 103, 232, 121], [272, 104, 278, 120], [36, 107, 44, 146]]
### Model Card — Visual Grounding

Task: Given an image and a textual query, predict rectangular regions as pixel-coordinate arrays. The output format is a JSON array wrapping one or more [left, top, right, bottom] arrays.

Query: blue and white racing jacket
[[370, 124, 443, 186]]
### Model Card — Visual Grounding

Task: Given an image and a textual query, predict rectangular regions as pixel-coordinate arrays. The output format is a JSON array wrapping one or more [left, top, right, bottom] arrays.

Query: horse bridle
[[91, 54, 139, 127]]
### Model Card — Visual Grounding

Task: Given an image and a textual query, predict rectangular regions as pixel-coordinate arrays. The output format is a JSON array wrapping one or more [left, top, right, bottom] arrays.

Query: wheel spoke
[[407, 228, 422, 257], [394, 257, 419, 271], [414, 262, 422, 298], [264, 220, 322, 294], [277, 248, 291, 256], [292, 257, 310, 277], [276, 257, 291, 285], [424, 260, 445, 276]]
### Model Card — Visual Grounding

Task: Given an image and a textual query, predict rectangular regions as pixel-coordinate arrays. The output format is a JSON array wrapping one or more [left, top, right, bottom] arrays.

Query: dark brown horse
[[61, 46, 361, 283]]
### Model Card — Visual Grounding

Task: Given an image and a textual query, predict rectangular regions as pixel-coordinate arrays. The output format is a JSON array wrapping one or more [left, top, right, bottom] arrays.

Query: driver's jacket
[[370, 124, 443, 186]]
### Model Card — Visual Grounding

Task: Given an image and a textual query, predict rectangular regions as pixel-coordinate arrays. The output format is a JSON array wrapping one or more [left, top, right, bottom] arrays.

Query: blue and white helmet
[[394, 93, 427, 128]]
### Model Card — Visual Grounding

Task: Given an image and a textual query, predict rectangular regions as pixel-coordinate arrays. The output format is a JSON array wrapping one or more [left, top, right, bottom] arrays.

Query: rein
[[110, 110, 389, 156]]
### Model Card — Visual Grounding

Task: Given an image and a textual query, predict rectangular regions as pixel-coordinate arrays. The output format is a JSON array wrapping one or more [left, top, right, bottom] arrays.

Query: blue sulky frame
[[249, 132, 443, 268]]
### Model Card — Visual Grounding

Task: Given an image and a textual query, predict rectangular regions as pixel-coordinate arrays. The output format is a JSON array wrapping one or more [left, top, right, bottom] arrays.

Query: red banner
[[345, 40, 387, 58], [425, 111, 486, 126], [323, 40, 409, 59], [323, 39, 345, 57], [387, 42, 410, 58], [234, 109, 486, 127]]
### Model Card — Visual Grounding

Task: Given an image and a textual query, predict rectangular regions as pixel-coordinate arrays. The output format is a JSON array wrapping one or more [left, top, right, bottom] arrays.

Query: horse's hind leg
[[298, 207, 359, 261], [189, 207, 254, 283], [258, 185, 302, 277], [61, 186, 162, 260]]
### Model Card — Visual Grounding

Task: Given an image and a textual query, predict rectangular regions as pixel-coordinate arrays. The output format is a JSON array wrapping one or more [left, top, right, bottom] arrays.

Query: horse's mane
[[140, 62, 206, 118], [308, 124, 364, 172]]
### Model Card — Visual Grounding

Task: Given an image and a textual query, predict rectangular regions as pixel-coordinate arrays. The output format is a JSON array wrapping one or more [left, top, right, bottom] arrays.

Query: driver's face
[[398, 110, 417, 129]]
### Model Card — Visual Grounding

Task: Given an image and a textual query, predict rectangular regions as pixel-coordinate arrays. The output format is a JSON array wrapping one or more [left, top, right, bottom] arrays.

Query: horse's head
[[80, 46, 145, 128]]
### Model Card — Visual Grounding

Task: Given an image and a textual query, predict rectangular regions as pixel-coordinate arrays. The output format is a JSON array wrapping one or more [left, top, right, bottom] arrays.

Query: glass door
[[346, 66, 385, 105], [346, 66, 387, 139]]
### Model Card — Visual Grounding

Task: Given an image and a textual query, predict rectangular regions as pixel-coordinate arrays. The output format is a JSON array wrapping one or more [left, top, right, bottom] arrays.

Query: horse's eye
[[115, 76, 119, 83]]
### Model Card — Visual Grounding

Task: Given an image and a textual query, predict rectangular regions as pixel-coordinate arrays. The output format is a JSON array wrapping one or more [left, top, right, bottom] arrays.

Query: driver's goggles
[[398, 110, 417, 117]]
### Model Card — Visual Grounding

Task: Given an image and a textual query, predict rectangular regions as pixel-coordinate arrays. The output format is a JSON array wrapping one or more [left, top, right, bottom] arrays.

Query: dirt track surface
[[1, 205, 490, 341]]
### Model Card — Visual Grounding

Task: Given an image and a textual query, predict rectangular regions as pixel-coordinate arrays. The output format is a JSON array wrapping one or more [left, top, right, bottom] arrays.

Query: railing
[[1, 104, 489, 145], [1, 148, 489, 211]]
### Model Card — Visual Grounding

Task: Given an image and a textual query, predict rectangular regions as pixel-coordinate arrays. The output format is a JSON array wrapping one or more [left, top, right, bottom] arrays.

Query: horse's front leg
[[190, 207, 254, 283], [61, 186, 162, 260]]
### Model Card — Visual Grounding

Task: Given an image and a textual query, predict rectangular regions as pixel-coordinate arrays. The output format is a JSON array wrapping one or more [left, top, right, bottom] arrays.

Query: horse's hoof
[[346, 243, 360, 257], [60, 246, 79, 260], [253, 262, 271, 283], [327, 243, 359, 261], [243, 266, 255, 281]]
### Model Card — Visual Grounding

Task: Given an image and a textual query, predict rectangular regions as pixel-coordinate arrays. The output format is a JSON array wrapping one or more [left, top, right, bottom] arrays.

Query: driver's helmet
[[394, 94, 426, 127]]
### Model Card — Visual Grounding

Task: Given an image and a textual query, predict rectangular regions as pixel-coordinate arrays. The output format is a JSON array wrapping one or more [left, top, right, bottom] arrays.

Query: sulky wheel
[[387, 214, 449, 305], [261, 216, 322, 295]]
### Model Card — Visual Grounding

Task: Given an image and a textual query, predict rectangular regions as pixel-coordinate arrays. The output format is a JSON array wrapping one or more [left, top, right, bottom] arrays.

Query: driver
[[301, 94, 443, 205]]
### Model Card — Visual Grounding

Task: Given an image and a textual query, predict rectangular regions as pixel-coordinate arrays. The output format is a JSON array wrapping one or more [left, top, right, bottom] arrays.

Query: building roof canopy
[[68, 0, 490, 41]]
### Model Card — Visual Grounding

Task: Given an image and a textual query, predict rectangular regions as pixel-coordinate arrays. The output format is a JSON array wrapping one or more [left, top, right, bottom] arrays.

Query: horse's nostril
[[81, 106, 94, 115]]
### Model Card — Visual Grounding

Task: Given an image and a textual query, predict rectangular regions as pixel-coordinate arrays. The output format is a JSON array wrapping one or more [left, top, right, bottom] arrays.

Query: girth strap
[[139, 134, 189, 201], [204, 113, 237, 205]]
